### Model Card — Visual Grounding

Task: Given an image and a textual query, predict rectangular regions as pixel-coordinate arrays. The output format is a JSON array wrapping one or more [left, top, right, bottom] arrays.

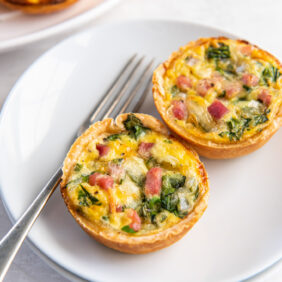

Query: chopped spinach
[[160, 173, 188, 218], [141, 196, 162, 223], [127, 172, 145, 188], [161, 193, 179, 213], [162, 173, 186, 190], [253, 111, 269, 126], [74, 163, 83, 172], [78, 185, 101, 207], [216, 61, 236, 76], [218, 90, 226, 98], [105, 133, 121, 141], [145, 157, 159, 169], [112, 158, 123, 164], [171, 85, 180, 96], [206, 43, 231, 60], [194, 186, 200, 200], [121, 225, 136, 234], [243, 84, 252, 93], [262, 65, 281, 85], [219, 117, 251, 141], [66, 173, 93, 187], [102, 216, 109, 221], [123, 114, 149, 139]]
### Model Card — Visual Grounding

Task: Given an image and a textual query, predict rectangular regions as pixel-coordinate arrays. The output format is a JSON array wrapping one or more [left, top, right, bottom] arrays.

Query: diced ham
[[241, 73, 259, 87], [176, 75, 192, 91], [196, 79, 214, 97], [127, 209, 141, 231], [240, 45, 252, 56], [108, 163, 125, 182], [138, 142, 154, 158], [223, 81, 242, 98], [96, 144, 110, 157], [116, 205, 123, 212], [258, 90, 272, 107], [145, 167, 162, 197], [89, 172, 114, 190], [171, 100, 187, 120], [208, 100, 229, 120]]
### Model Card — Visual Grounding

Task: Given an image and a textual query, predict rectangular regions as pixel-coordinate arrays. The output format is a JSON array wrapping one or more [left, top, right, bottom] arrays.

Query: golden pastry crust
[[0, 0, 78, 13], [60, 113, 209, 254], [153, 37, 282, 159]]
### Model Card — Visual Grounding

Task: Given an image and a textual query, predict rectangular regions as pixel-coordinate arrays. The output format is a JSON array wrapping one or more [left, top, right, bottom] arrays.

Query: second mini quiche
[[0, 0, 78, 13], [153, 37, 282, 158], [60, 113, 209, 254]]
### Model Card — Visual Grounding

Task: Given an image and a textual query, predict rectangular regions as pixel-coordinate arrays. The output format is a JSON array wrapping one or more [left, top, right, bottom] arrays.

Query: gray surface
[[0, 201, 68, 282], [0, 0, 282, 281]]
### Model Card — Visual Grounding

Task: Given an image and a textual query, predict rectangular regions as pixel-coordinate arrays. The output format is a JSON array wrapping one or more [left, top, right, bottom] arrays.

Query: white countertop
[[0, 0, 281, 281]]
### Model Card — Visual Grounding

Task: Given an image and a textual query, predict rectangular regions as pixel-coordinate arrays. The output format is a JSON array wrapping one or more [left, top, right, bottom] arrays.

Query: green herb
[[206, 43, 231, 60], [121, 225, 136, 234], [105, 133, 121, 141], [162, 173, 186, 190], [112, 158, 123, 164], [147, 196, 162, 223], [123, 114, 149, 139], [163, 139, 172, 144], [74, 163, 83, 172], [161, 193, 179, 213], [253, 112, 269, 125], [219, 117, 251, 141], [78, 185, 101, 207], [102, 216, 109, 221], [238, 96, 248, 101], [174, 210, 188, 219], [194, 186, 200, 200], [145, 157, 159, 169], [216, 61, 236, 76], [243, 85, 252, 93], [66, 173, 93, 187], [171, 85, 180, 96], [160, 214, 167, 222], [262, 65, 281, 85], [218, 90, 226, 98], [127, 172, 145, 188]]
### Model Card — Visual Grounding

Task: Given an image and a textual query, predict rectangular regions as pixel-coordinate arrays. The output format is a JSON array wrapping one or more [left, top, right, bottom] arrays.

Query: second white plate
[[0, 20, 281, 281], [0, 0, 119, 53]]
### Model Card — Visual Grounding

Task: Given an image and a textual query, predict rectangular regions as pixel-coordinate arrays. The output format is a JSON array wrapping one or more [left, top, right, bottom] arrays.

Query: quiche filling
[[64, 114, 203, 235], [162, 38, 282, 143]]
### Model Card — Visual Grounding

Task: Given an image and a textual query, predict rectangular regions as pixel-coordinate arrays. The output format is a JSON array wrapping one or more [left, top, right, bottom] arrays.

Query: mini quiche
[[153, 37, 282, 159], [0, 0, 78, 13], [60, 113, 209, 254]]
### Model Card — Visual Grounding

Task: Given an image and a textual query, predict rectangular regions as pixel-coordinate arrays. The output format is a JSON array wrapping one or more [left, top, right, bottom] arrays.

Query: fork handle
[[0, 167, 62, 281]]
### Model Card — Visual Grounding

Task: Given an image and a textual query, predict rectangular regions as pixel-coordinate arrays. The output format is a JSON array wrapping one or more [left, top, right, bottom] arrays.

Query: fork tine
[[101, 56, 146, 119], [132, 78, 152, 113], [118, 59, 154, 114], [89, 54, 137, 123], [76, 54, 138, 137]]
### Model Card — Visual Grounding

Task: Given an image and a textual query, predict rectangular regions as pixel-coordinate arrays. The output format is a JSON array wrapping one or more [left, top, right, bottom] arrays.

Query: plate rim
[[0, 18, 281, 281], [0, 0, 120, 53]]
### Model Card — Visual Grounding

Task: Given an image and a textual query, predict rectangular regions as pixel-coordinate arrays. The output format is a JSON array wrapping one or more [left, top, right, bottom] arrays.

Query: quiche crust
[[153, 37, 282, 159], [60, 113, 209, 254], [0, 0, 78, 13]]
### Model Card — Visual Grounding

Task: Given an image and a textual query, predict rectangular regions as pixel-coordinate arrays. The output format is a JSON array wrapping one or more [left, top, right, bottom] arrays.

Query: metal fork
[[0, 54, 155, 281]]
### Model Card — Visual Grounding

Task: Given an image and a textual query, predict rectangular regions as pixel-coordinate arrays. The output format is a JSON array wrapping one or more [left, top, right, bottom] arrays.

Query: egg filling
[[64, 114, 204, 235], [161, 38, 282, 143]]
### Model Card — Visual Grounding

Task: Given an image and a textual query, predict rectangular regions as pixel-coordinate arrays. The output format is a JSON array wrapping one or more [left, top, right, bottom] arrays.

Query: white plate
[[0, 0, 119, 53], [0, 20, 281, 282]]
